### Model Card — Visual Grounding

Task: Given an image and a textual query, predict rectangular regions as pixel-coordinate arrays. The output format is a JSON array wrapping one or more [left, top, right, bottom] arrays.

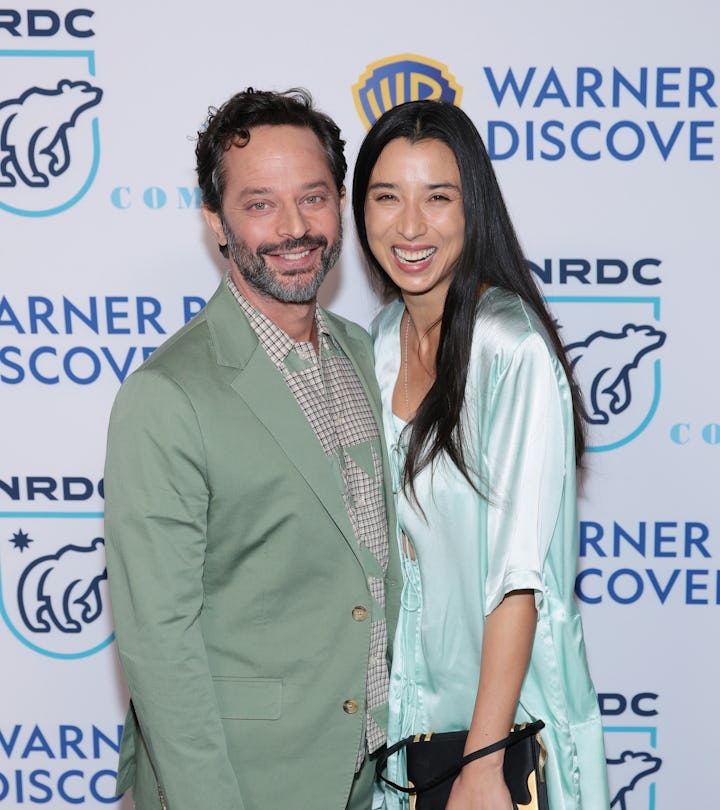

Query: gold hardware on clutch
[[536, 733, 547, 783]]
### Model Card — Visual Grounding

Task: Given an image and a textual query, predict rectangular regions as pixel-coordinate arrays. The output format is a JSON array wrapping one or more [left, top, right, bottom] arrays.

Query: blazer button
[[343, 699, 359, 714], [352, 606, 368, 621]]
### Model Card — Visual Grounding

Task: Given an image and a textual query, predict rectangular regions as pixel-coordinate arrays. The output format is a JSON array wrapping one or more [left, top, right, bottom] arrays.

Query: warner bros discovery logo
[[0, 519, 112, 658], [547, 295, 666, 452], [353, 53, 462, 129], [0, 50, 103, 216]]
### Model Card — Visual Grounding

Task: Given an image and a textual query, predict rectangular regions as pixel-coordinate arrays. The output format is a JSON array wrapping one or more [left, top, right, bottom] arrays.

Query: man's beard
[[222, 218, 342, 304]]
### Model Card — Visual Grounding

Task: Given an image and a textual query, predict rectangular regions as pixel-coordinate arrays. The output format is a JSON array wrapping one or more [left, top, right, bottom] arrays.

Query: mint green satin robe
[[372, 289, 609, 809]]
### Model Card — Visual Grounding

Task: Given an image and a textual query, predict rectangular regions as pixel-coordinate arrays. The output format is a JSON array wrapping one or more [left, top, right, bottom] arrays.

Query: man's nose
[[277, 203, 310, 239]]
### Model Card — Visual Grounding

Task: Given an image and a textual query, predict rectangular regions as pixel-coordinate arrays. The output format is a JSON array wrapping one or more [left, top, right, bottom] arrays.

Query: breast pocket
[[212, 676, 283, 720]]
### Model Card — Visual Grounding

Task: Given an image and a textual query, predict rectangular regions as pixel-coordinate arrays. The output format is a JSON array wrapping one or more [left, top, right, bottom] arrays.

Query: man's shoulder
[[136, 282, 246, 375], [138, 306, 213, 377], [118, 283, 233, 397], [321, 307, 372, 352]]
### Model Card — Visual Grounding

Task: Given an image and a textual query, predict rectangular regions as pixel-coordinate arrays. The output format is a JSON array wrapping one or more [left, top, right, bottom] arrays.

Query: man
[[104, 88, 401, 810]]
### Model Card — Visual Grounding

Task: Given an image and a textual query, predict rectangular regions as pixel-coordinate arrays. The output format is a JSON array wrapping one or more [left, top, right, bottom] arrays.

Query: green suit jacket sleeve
[[105, 365, 247, 808]]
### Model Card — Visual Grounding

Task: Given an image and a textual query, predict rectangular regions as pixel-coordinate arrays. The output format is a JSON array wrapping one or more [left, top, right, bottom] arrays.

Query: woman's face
[[364, 137, 465, 307]]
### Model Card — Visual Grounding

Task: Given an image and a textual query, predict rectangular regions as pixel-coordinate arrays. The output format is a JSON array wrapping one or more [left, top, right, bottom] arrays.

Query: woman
[[352, 101, 609, 810]]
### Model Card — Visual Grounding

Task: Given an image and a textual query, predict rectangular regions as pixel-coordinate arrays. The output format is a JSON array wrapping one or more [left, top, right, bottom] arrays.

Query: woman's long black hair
[[352, 100, 586, 498]]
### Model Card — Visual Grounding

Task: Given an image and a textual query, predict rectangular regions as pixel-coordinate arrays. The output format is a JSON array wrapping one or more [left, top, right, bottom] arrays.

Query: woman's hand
[[445, 759, 514, 810], [443, 589, 535, 809]]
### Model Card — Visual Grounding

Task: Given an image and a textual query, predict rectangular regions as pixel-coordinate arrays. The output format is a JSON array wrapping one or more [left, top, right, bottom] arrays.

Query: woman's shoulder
[[475, 287, 553, 352], [472, 288, 564, 387], [369, 298, 404, 342]]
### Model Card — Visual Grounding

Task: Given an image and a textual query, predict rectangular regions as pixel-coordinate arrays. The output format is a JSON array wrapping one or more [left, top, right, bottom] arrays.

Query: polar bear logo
[[608, 750, 661, 810], [565, 324, 666, 425], [0, 79, 103, 188], [17, 537, 107, 634]]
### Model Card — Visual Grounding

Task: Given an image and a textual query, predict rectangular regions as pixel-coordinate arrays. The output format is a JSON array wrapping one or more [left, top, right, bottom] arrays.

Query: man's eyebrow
[[301, 180, 332, 191], [238, 186, 273, 197]]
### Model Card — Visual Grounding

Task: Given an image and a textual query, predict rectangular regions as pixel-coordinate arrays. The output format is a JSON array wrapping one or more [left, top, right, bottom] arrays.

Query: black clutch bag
[[376, 720, 548, 810]]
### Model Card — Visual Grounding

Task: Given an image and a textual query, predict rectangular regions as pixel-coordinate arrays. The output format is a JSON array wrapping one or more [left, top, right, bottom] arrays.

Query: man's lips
[[260, 238, 326, 271], [262, 243, 325, 274], [270, 248, 313, 262]]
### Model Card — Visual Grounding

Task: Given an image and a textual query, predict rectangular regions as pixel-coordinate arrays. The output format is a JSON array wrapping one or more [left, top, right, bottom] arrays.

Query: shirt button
[[352, 606, 368, 621], [343, 699, 359, 714]]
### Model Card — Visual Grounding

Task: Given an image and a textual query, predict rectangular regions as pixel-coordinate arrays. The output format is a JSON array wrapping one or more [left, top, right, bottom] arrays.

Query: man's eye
[[250, 201, 268, 211], [304, 195, 323, 204]]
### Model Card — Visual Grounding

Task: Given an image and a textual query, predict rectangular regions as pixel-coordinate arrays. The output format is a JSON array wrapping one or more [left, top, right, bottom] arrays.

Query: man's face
[[204, 125, 344, 304]]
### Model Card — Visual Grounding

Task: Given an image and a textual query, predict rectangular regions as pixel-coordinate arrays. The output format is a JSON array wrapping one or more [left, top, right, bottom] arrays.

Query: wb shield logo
[[549, 297, 665, 451], [353, 53, 462, 129], [0, 50, 103, 216], [605, 728, 662, 810], [0, 519, 113, 658]]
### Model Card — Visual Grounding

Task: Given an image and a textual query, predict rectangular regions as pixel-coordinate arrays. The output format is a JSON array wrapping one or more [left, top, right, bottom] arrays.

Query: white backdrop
[[1, 1, 717, 807]]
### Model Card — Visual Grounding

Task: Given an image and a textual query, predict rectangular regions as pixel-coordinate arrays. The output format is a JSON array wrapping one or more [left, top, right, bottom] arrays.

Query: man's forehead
[[227, 124, 325, 161], [222, 125, 333, 189]]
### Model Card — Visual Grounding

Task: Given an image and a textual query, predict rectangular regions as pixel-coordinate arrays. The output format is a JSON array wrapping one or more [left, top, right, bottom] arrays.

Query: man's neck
[[229, 269, 317, 346]]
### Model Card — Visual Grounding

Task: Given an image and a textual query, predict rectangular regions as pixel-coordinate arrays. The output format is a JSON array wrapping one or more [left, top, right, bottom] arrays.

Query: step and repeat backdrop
[[1, 1, 717, 807]]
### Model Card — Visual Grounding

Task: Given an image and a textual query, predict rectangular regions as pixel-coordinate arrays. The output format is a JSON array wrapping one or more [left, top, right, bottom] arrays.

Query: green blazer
[[104, 281, 402, 810]]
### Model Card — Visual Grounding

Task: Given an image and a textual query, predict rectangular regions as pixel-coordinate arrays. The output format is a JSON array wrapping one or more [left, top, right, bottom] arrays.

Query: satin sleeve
[[483, 332, 569, 614]]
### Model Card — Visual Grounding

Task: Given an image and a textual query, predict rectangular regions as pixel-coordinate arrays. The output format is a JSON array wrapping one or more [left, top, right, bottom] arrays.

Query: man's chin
[[250, 274, 325, 305], [277, 281, 324, 304]]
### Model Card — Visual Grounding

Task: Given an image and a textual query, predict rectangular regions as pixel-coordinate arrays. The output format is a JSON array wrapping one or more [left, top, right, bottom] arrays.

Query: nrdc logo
[[353, 53, 462, 129], [602, 693, 662, 810], [0, 517, 112, 658], [0, 50, 103, 216], [548, 296, 666, 452]]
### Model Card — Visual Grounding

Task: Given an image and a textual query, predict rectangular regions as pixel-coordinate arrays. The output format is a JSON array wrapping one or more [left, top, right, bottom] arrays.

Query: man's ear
[[202, 204, 227, 248], [338, 185, 346, 213]]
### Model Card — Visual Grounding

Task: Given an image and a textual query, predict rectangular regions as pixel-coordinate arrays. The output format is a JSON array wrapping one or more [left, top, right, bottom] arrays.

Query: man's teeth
[[393, 247, 435, 262], [279, 249, 311, 260]]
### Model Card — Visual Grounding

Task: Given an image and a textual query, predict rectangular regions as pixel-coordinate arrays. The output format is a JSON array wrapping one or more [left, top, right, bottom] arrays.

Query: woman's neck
[[402, 295, 444, 340]]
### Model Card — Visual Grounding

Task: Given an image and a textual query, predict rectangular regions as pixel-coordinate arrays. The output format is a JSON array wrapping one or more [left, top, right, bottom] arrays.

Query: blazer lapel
[[323, 310, 399, 539], [204, 284, 360, 555], [322, 310, 383, 429]]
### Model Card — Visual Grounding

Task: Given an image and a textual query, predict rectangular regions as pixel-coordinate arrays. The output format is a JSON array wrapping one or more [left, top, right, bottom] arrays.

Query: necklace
[[403, 309, 412, 421]]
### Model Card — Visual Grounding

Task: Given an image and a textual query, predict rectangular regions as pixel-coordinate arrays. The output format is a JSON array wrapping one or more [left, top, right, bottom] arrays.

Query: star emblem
[[9, 530, 33, 552]]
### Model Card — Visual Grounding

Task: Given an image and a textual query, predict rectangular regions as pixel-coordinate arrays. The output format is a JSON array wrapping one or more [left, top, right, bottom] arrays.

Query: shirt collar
[[224, 272, 335, 356]]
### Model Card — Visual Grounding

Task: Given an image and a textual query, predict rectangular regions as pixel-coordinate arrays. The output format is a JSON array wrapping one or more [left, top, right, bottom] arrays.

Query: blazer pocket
[[212, 676, 283, 720]]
